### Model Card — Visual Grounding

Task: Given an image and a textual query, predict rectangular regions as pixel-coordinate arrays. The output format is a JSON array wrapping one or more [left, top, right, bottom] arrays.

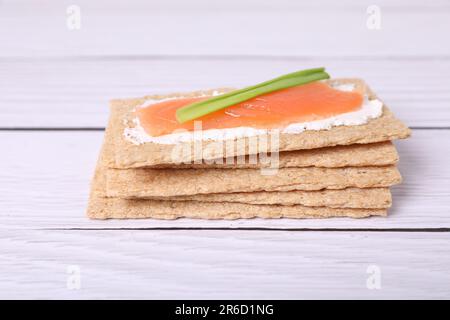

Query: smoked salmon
[[137, 81, 364, 137]]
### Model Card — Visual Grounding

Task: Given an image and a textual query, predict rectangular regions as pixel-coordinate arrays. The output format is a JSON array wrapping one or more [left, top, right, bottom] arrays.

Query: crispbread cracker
[[103, 123, 393, 209], [145, 141, 398, 169], [88, 147, 387, 219], [106, 165, 401, 198], [102, 113, 402, 198], [106, 103, 400, 169], [110, 79, 410, 168], [88, 196, 386, 220], [87, 118, 386, 219], [151, 187, 392, 209]]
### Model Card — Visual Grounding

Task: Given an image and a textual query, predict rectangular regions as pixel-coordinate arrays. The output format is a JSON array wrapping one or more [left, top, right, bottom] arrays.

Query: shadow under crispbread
[[86, 117, 387, 220], [110, 79, 410, 168]]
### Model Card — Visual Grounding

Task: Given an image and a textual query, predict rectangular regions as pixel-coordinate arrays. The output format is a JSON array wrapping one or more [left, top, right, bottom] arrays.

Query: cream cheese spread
[[123, 84, 383, 145]]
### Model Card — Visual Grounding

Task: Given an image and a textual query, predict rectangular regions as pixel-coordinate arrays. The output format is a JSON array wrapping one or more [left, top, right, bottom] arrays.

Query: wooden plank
[[0, 229, 449, 299], [1, 0, 450, 57], [0, 129, 448, 229], [1, 58, 449, 128], [1, 1, 448, 300]]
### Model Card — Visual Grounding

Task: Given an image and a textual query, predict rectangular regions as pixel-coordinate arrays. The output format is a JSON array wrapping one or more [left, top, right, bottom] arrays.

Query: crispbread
[[106, 165, 401, 198], [102, 109, 402, 198], [106, 102, 400, 169], [110, 79, 410, 168], [88, 196, 386, 220], [88, 148, 387, 219], [86, 117, 387, 219], [143, 141, 398, 169], [151, 187, 392, 209], [102, 121, 393, 209]]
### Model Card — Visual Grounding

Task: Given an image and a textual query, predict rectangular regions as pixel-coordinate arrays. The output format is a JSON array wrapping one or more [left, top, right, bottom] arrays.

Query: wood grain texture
[[1, 229, 449, 299], [0, 129, 448, 229], [1, 0, 450, 57]]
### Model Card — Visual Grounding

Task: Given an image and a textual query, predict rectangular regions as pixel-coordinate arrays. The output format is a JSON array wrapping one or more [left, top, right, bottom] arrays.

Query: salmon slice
[[137, 81, 364, 137]]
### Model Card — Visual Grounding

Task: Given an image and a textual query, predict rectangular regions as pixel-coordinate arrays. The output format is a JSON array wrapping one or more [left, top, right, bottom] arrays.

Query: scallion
[[175, 68, 330, 124]]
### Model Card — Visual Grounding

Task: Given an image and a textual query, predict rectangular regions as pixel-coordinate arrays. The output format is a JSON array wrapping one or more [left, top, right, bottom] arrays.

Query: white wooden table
[[1, 0, 449, 299]]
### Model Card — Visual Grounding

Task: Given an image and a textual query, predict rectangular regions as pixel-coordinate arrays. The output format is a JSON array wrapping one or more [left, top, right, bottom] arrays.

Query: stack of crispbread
[[87, 79, 410, 220]]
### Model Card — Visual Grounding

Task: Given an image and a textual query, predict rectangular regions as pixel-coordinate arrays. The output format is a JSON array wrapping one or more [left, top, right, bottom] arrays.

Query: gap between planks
[[2, 54, 450, 62], [42, 227, 450, 232]]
